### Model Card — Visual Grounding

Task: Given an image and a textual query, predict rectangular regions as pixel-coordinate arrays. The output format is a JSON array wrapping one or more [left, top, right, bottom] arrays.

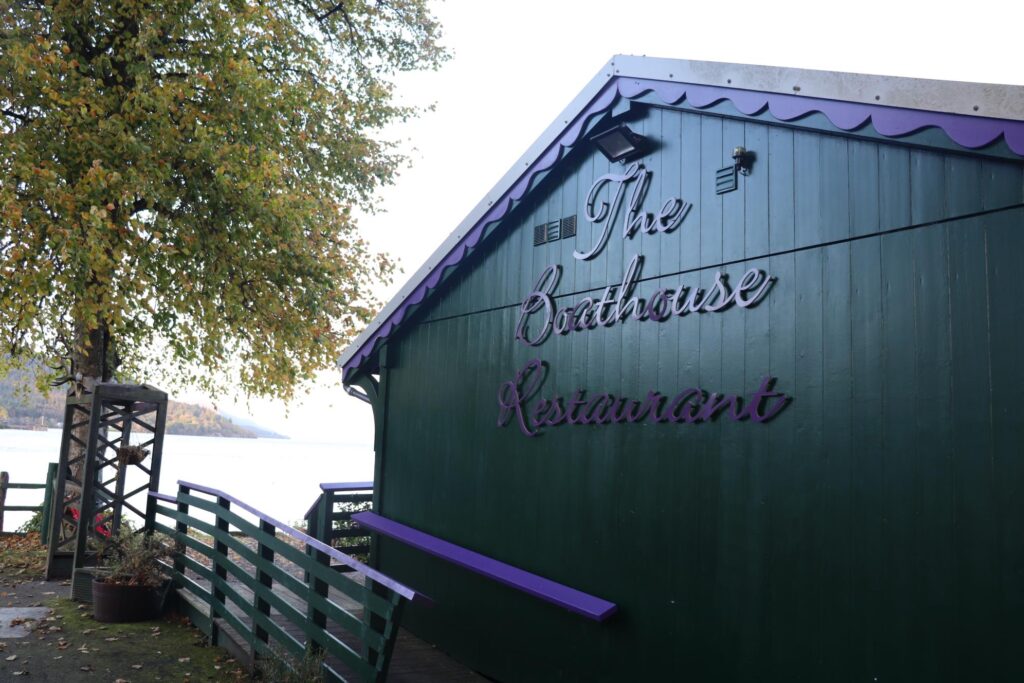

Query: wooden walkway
[[178, 539, 485, 682]]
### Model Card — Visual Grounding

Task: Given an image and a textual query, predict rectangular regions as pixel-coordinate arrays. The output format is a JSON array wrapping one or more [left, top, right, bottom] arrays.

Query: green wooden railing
[[150, 480, 426, 683], [305, 482, 374, 569], [0, 464, 58, 543]]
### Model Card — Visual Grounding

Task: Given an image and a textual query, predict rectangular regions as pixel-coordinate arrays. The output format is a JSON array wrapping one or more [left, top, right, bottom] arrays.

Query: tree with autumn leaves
[[0, 1, 446, 399]]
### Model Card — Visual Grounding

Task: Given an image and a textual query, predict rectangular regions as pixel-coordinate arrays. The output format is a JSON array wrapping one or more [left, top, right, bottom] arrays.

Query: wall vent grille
[[560, 215, 577, 238], [715, 165, 738, 194], [532, 223, 547, 246], [533, 215, 578, 246]]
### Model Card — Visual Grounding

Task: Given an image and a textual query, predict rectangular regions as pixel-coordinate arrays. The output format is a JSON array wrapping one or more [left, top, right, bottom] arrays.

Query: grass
[[0, 531, 249, 682]]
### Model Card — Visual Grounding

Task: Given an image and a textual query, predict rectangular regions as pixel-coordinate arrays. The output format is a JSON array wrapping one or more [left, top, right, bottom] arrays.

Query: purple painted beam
[[152, 482, 431, 606], [320, 482, 374, 492], [352, 511, 617, 622]]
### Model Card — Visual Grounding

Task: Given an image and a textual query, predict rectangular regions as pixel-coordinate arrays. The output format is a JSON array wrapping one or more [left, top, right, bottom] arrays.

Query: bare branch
[[2, 108, 29, 122]]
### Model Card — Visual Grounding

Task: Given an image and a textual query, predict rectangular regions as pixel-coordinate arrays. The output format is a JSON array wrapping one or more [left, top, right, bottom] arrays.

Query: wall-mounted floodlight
[[732, 146, 756, 176], [592, 124, 650, 163]]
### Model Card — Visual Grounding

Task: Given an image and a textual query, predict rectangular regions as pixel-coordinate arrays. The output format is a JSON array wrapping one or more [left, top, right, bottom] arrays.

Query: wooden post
[[40, 463, 57, 545], [173, 484, 190, 576], [307, 492, 331, 658], [254, 520, 275, 653], [211, 495, 230, 647], [0, 471, 8, 533]]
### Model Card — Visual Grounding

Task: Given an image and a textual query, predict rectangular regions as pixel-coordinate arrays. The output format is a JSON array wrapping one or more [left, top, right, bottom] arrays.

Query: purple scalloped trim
[[343, 78, 1024, 376], [616, 79, 1024, 154]]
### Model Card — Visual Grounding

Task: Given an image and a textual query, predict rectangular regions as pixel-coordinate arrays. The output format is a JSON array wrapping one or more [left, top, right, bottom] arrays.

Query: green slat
[[2, 506, 43, 512], [161, 501, 394, 622], [332, 494, 373, 504], [167, 566, 214, 605], [331, 511, 367, 522], [157, 506, 391, 642], [175, 588, 213, 637], [154, 505, 391, 662], [163, 508, 389, 650], [205, 569, 306, 661], [331, 526, 371, 539], [154, 503, 396, 683], [173, 494, 396, 618], [205, 574, 256, 647], [7, 483, 46, 489]]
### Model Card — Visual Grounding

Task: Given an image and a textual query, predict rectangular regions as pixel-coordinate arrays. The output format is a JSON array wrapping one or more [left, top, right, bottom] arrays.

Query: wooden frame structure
[[45, 383, 168, 580]]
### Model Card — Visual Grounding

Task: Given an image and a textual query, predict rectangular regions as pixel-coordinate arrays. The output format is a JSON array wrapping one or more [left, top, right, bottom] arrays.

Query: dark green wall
[[373, 106, 1024, 681]]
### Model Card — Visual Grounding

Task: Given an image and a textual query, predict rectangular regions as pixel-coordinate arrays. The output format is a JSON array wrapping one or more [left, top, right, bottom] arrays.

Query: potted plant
[[92, 527, 172, 623]]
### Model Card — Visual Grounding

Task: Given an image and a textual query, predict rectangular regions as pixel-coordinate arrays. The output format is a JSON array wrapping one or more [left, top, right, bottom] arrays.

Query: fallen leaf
[[6, 654, 17, 661], [178, 657, 190, 663]]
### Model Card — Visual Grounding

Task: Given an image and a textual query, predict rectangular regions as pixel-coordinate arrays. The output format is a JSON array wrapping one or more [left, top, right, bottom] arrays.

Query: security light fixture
[[592, 124, 650, 163], [732, 146, 756, 176]]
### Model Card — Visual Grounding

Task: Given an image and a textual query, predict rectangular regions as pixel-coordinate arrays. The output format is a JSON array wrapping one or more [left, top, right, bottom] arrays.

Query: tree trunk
[[65, 323, 111, 516]]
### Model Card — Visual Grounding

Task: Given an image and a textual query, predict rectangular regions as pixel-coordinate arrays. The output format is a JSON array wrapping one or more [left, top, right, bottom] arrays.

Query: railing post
[[173, 484, 190, 576], [306, 491, 331, 658], [254, 520, 274, 653], [211, 495, 230, 647], [0, 471, 8, 533], [40, 463, 57, 545], [304, 496, 321, 584], [324, 488, 336, 546]]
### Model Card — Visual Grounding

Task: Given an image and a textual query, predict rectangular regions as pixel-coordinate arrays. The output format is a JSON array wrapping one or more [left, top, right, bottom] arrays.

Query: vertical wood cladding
[[376, 106, 1024, 682]]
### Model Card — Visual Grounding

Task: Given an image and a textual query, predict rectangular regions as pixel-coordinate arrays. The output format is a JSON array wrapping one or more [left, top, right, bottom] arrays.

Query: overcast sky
[[206, 0, 1024, 444]]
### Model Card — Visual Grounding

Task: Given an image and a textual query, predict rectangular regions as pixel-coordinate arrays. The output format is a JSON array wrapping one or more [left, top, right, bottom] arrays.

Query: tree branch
[[2, 108, 29, 122]]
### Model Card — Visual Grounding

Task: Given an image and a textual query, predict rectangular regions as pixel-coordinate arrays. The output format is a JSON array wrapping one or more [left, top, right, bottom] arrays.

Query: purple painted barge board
[[352, 511, 618, 622]]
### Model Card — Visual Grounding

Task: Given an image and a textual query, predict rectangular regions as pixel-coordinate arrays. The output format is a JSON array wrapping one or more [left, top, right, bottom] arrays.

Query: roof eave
[[340, 55, 1024, 380]]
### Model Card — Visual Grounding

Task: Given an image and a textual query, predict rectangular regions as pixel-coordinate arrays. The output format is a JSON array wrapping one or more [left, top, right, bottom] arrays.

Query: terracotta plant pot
[[91, 579, 167, 623]]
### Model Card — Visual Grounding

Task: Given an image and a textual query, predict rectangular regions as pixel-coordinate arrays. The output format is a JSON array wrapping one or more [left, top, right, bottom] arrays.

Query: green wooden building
[[340, 56, 1024, 681]]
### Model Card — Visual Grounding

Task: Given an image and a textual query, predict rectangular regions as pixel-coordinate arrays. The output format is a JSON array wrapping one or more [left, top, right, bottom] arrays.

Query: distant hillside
[[218, 411, 289, 439], [0, 365, 283, 439]]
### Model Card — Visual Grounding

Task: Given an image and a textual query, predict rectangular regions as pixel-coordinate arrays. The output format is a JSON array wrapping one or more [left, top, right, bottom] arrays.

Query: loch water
[[0, 428, 374, 530]]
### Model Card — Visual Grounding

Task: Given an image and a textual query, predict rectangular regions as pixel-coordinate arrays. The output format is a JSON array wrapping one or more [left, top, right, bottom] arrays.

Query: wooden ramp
[[151, 482, 483, 682], [176, 555, 485, 682]]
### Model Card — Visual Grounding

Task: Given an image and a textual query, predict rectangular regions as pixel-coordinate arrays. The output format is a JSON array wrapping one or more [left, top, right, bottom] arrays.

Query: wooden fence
[[0, 464, 57, 543], [149, 480, 427, 683], [304, 482, 374, 569]]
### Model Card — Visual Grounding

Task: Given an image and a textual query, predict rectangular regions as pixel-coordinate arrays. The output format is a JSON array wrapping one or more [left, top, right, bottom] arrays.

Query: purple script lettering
[[497, 360, 791, 437], [576, 162, 692, 261], [515, 255, 775, 347]]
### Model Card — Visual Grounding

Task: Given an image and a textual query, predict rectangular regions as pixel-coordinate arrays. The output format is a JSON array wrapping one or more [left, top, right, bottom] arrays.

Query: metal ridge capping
[[154, 481, 427, 604], [352, 511, 618, 621], [339, 57, 1024, 378]]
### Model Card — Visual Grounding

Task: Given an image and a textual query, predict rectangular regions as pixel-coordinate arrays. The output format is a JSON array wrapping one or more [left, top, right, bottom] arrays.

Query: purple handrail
[[150, 481, 429, 605], [352, 511, 617, 621]]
